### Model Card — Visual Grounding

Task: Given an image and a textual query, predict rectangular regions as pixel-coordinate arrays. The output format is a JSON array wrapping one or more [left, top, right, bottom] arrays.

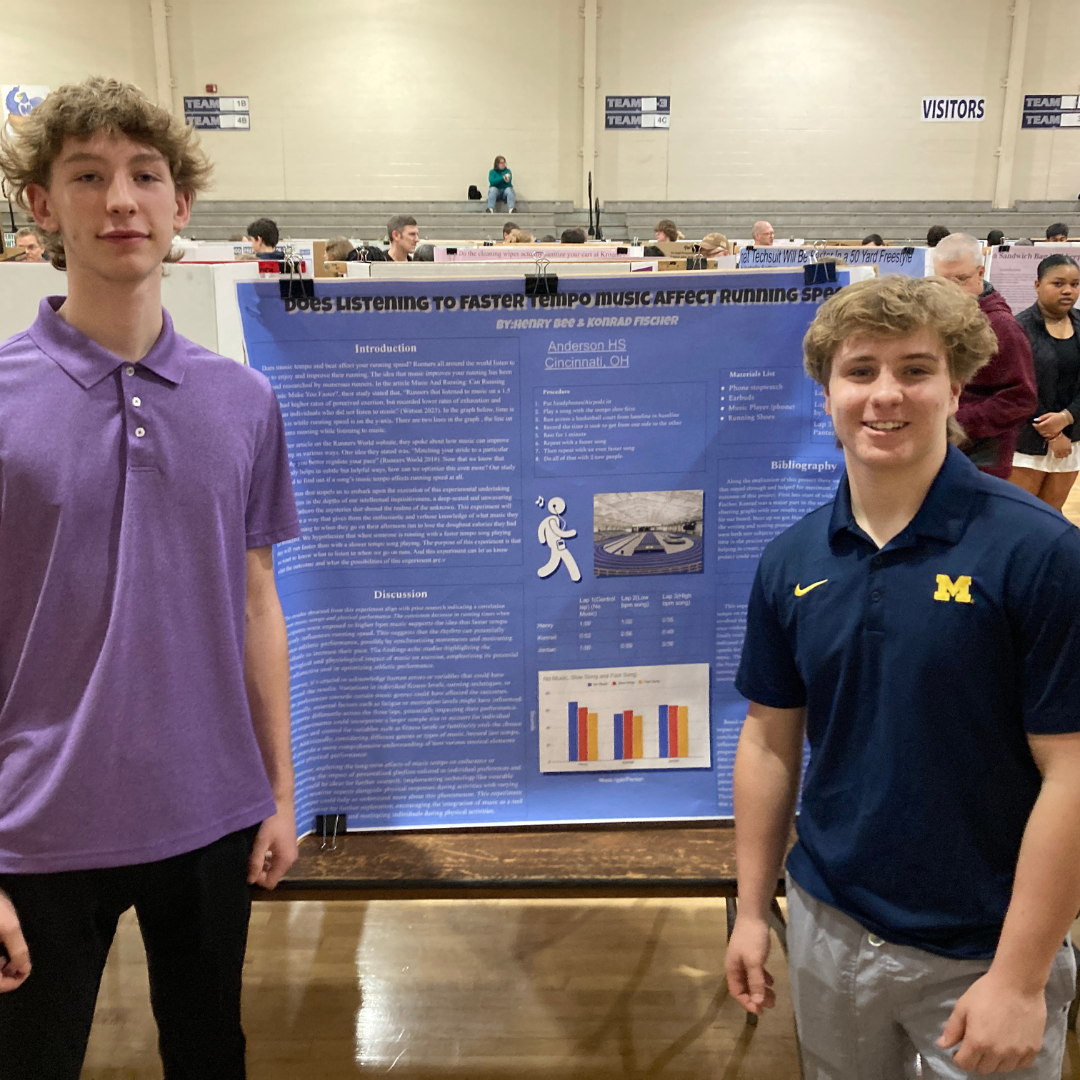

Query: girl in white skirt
[[1011, 254, 1080, 511]]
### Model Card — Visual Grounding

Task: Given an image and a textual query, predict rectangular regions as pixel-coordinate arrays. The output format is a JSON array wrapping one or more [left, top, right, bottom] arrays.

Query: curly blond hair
[[803, 275, 998, 445], [0, 76, 212, 270]]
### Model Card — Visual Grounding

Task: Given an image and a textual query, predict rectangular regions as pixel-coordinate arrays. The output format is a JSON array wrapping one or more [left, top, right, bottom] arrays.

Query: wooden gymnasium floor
[[79, 487, 1080, 1079]]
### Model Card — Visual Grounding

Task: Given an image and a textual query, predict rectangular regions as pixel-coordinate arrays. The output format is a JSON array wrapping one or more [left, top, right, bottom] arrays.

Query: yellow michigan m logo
[[933, 574, 973, 604]]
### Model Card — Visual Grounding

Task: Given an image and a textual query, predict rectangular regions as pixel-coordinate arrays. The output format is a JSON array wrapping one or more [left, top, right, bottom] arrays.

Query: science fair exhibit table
[[242, 263, 1079, 1029]]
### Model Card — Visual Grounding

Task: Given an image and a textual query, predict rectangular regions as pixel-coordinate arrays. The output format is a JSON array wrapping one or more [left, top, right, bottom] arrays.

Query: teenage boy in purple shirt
[[0, 77, 300, 1078]]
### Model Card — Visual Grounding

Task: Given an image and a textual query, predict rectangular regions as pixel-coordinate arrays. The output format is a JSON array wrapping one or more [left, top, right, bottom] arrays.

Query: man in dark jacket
[[934, 233, 1038, 477]]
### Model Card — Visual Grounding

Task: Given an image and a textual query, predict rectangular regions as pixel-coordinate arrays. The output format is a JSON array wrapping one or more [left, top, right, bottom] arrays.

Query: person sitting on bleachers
[[752, 220, 774, 246], [561, 228, 586, 244], [487, 157, 515, 214], [245, 218, 285, 260], [699, 233, 729, 258], [13, 226, 46, 262]]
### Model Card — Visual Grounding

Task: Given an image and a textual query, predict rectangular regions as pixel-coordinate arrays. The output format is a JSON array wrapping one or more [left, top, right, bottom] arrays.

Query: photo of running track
[[593, 490, 704, 577]]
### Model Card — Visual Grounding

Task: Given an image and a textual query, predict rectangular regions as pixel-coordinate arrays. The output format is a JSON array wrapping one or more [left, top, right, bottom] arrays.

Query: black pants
[[0, 824, 260, 1080]]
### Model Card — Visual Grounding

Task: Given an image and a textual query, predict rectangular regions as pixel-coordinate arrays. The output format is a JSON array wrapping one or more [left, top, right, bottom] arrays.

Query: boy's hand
[[0, 889, 31, 992], [938, 971, 1045, 1074], [247, 799, 299, 890], [724, 915, 775, 1015]]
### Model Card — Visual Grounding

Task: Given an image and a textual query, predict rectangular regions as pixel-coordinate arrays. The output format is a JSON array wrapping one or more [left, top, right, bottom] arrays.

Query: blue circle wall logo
[[4, 86, 46, 128]]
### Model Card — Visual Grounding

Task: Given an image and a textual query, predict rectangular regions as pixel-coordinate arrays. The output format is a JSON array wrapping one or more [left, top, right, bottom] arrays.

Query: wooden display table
[[265, 820, 758, 902]]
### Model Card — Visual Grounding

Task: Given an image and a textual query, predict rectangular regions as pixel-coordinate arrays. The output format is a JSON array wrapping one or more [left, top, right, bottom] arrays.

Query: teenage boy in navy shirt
[[0, 78, 300, 1078], [726, 274, 1080, 1078]]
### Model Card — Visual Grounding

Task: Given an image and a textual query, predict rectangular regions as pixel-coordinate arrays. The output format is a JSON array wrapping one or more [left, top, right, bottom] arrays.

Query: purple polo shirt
[[0, 297, 300, 873]]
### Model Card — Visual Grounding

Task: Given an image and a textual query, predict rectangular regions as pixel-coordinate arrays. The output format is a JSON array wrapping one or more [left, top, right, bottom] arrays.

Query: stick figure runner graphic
[[537, 496, 582, 582]]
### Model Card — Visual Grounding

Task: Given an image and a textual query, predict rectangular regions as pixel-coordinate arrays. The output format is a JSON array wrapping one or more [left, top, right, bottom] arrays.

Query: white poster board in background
[[985, 244, 1078, 314], [0, 262, 261, 364]]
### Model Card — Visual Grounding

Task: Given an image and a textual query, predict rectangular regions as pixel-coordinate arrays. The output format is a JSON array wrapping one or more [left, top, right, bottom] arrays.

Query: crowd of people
[[12, 196, 1080, 512], [2, 73, 1080, 1080], [233, 209, 1080, 511]]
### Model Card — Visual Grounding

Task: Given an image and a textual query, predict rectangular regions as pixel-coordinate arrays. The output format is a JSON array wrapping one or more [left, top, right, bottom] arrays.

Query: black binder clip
[[525, 257, 559, 297], [315, 813, 347, 852], [804, 240, 838, 285], [279, 251, 314, 299], [686, 254, 709, 270]]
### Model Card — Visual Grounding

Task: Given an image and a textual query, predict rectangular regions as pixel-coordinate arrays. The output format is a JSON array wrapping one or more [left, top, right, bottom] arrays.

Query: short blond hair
[[803, 275, 998, 444], [0, 76, 212, 270], [507, 229, 535, 244]]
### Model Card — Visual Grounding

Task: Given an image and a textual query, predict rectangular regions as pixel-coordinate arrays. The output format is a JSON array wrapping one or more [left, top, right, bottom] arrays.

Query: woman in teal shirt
[[487, 155, 515, 213]]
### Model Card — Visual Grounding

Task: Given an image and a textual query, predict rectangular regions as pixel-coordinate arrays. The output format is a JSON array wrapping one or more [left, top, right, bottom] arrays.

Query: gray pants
[[786, 876, 1077, 1079]]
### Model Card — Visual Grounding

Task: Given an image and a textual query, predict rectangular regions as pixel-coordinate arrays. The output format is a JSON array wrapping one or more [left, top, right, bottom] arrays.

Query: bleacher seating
[[9, 199, 1078, 246]]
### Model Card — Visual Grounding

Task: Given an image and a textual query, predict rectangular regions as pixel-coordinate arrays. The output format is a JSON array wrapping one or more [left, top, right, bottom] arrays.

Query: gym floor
[[79, 486, 1080, 1079]]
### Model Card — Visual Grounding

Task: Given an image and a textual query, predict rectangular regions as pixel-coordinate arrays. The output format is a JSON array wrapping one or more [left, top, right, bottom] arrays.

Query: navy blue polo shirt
[[735, 445, 1080, 959]]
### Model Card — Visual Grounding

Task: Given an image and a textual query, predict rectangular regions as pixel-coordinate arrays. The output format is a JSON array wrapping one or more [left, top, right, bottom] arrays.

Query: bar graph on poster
[[538, 663, 710, 773]]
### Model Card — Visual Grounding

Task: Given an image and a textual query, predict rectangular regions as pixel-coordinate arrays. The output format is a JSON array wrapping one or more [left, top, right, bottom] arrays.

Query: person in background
[[538, 234, 557, 243], [502, 221, 517, 242], [486, 156, 514, 214], [507, 229, 535, 243], [1046, 223, 1069, 243], [0, 75, 300, 1078], [413, 243, 434, 262], [560, 228, 586, 244], [13, 226, 45, 262], [1011, 254, 1080, 509], [861, 233, 884, 247], [726, 273, 1080, 1080], [926, 224, 950, 247], [987, 229, 1006, 247], [752, 220, 775, 246], [699, 232, 729, 258], [245, 217, 284, 259], [933, 233, 1037, 479], [655, 219, 678, 243], [386, 215, 419, 262], [323, 237, 354, 262]]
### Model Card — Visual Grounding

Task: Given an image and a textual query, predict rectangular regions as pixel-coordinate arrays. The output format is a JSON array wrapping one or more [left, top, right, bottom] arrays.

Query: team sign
[[921, 97, 986, 121], [1022, 95, 1080, 129], [606, 96, 671, 130]]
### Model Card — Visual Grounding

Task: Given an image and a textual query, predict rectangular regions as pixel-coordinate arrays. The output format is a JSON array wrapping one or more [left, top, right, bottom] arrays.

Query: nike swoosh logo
[[794, 579, 828, 597]]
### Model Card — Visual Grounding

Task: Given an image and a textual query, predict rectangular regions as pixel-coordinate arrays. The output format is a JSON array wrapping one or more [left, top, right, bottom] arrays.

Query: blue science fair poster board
[[238, 270, 851, 832]]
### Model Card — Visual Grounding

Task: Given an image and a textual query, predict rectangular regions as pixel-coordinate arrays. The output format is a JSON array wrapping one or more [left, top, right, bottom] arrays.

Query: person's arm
[[955, 319, 1038, 440], [243, 545, 298, 890], [938, 731, 1080, 1073], [724, 702, 805, 1016], [0, 891, 30, 992], [1032, 409, 1072, 440]]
